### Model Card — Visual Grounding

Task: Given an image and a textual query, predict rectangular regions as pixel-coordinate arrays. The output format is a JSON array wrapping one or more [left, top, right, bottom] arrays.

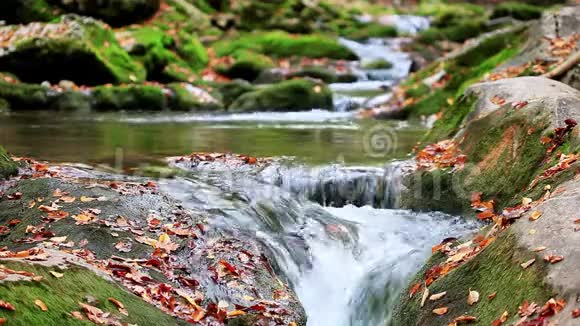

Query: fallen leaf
[[49, 271, 64, 278], [34, 299, 48, 311], [539, 298, 566, 317], [572, 308, 580, 318], [451, 315, 477, 324], [227, 310, 246, 317], [70, 311, 84, 320], [488, 292, 497, 300], [0, 301, 15, 311], [529, 211, 542, 221], [467, 290, 480, 306], [433, 307, 449, 315], [544, 254, 564, 264], [522, 197, 533, 205], [521, 258, 536, 269], [430, 292, 446, 301], [518, 300, 539, 317], [421, 287, 429, 307], [80, 196, 96, 202], [409, 282, 421, 299], [532, 246, 547, 252], [108, 297, 128, 316]]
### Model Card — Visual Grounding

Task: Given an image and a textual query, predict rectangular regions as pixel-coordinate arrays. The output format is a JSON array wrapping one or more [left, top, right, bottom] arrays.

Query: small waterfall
[[259, 161, 411, 209]]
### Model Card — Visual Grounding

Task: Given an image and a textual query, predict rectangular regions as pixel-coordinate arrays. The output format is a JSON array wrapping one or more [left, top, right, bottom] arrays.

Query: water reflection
[[0, 111, 425, 167]]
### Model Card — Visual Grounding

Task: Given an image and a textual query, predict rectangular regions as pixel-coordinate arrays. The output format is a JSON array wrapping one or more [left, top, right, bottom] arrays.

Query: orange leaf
[[433, 307, 448, 315], [409, 283, 421, 298], [0, 301, 15, 311], [34, 299, 48, 311]]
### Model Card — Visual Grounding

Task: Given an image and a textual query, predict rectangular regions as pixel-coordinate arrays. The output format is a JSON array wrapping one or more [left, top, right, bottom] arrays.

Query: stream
[[0, 18, 479, 326]]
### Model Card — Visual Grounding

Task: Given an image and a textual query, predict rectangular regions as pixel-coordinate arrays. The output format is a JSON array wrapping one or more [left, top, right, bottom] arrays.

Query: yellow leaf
[[520, 258, 536, 269], [35, 299, 48, 311], [421, 287, 429, 307], [80, 196, 95, 202], [158, 233, 170, 244], [227, 310, 246, 317], [529, 211, 542, 221], [467, 290, 479, 305], [49, 271, 63, 278]]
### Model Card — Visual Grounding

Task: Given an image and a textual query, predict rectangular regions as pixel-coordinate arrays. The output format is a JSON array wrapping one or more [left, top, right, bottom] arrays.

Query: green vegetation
[[92, 85, 166, 110], [215, 50, 274, 81], [0, 261, 185, 326], [287, 66, 338, 83], [0, 0, 59, 24], [229, 79, 333, 112], [418, 20, 486, 44], [392, 231, 552, 326], [341, 23, 397, 40], [362, 59, 393, 70], [491, 2, 544, 21], [0, 146, 18, 179], [214, 31, 358, 60]]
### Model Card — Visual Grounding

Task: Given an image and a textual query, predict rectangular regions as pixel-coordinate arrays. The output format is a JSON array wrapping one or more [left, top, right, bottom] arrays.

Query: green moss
[[0, 0, 59, 24], [213, 31, 358, 60], [215, 50, 274, 81], [212, 80, 256, 108], [0, 261, 186, 326], [229, 79, 332, 112], [287, 66, 338, 83], [175, 31, 209, 71], [414, 3, 485, 28], [393, 231, 552, 326], [423, 94, 477, 144], [418, 20, 486, 44], [491, 2, 544, 21], [0, 146, 18, 179], [91, 85, 167, 111], [362, 59, 393, 70], [342, 23, 397, 40]]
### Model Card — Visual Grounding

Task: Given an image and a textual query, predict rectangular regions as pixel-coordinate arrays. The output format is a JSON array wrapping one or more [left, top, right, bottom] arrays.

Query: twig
[[542, 51, 580, 79]]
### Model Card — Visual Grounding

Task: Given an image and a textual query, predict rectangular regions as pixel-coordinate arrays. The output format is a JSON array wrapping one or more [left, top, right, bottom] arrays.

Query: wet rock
[[0, 15, 146, 85], [394, 77, 580, 326], [55, 0, 161, 26], [229, 79, 333, 112], [0, 163, 307, 325]]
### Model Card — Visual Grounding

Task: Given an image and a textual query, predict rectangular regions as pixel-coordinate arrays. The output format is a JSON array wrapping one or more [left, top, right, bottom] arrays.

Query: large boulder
[[228, 79, 333, 112], [0, 163, 307, 325], [0, 15, 146, 86], [393, 77, 580, 325]]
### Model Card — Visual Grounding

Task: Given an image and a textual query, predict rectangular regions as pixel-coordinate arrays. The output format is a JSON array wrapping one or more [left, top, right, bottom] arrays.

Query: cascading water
[[163, 159, 478, 326]]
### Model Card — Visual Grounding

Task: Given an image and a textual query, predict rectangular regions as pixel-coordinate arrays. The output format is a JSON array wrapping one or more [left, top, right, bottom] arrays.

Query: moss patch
[[213, 31, 358, 60], [0, 146, 18, 179], [393, 231, 552, 326], [91, 85, 167, 111], [491, 2, 544, 21], [229, 79, 332, 112], [0, 261, 186, 326]]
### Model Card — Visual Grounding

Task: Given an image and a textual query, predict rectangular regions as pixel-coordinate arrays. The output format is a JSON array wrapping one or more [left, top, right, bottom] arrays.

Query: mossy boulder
[[392, 231, 553, 326], [0, 146, 18, 179], [214, 31, 358, 60], [402, 77, 580, 214], [54, 0, 161, 26], [0, 15, 146, 86], [0, 166, 306, 325], [229, 79, 333, 112], [211, 79, 256, 108], [215, 50, 274, 82], [287, 66, 338, 84], [491, 2, 544, 21], [341, 22, 397, 41], [0, 0, 60, 24]]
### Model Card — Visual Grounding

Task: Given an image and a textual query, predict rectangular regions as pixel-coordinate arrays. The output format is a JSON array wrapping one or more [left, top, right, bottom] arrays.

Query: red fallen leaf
[[196, 223, 206, 235], [0, 300, 15, 311], [409, 283, 421, 298], [512, 101, 528, 109], [544, 254, 564, 264], [7, 192, 22, 200], [572, 308, 580, 318], [219, 260, 240, 277], [142, 181, 157, 188], [249, 304, 266, 312], [477, 210, 495, 220], [7, 219, 21, 226], [519, 300, 539, 317], [539, 298, 566, 317], [178, 276, 199, 289]]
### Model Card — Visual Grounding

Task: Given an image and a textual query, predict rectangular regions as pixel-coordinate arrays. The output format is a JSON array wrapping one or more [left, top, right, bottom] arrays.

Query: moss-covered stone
[[491, 2, 544, 21], [55, 0, 161, 26], [175, 31, 209, 71], [229, 79, 332, 112], [287, 66, 338, 84], [392, 231, 552, 326], [341, 23, 397, 41], [215, 50, 274, 82], [418, 20, 486, 45], [0, 15, 146, 85], [0, 0, 60, 24], [91, 84, 166, 110], [211, 80, 256, 108], [214, 31, 358, 60], [0, 146, 18, 179]]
